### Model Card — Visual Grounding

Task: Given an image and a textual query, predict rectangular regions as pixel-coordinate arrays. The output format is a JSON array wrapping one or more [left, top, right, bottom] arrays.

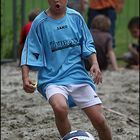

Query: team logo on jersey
[[56, 25, 68, 30], [90, 42, 95, 46], [50, 38, 80, 52], [32, 53, 39, 60]]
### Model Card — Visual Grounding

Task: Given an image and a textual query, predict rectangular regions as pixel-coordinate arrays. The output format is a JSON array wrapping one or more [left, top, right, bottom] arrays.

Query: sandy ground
[[1, 62, 139, 140]]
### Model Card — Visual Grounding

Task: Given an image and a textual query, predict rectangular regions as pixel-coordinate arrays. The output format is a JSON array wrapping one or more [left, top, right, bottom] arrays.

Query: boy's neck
[[47, 8, 66, 20]]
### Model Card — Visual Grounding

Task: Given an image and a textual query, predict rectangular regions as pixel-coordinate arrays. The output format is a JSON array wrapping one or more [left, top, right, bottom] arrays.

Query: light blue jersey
[[21, 8, 96, 98]]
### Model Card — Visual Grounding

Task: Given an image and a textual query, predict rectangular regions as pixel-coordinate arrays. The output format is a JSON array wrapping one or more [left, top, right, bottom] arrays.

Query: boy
[[89, 15, 119, 71], [21, 0, 112, 139], [123, 16, 139, 69]]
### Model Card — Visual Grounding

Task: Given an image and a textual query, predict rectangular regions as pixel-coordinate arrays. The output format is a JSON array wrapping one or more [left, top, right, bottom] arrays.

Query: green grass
[[1, 0, 139, 61]]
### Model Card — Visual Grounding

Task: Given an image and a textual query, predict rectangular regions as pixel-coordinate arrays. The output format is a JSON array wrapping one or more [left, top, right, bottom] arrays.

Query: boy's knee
[[54, 103, 68, 113], [52, 101, 69, 119], [49, 94, 68, 114]]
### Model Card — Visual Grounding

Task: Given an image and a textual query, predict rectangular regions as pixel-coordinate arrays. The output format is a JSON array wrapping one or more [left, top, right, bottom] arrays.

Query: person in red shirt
[[18, 9, 40, 63]]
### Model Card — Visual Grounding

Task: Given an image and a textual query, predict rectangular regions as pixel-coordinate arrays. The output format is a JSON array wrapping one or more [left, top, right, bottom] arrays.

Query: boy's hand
[[90, 63, 102, 85], [23, 78, 37, 93]]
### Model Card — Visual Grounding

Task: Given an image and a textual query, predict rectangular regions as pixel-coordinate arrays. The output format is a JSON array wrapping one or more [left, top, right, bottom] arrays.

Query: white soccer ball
[[62, 130, 95, 140]]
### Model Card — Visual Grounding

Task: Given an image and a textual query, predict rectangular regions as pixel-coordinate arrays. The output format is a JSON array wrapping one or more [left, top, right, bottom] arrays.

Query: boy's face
[[48, 0, 67, 13], [129, 27, 139, 39]]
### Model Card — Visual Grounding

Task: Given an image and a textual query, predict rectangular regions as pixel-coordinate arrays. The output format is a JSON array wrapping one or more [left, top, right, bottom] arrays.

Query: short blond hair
[[28, 9, 40, 21], [91, 15, 111, 32]]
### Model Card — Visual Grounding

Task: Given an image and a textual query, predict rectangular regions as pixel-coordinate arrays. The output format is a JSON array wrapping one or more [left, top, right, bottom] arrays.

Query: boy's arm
[[21, 65, 36, 93], [87, 53, 102, 84], [128, 44, 139, 57], [128, 44, 139, 63], [108, 49, 119, 71]]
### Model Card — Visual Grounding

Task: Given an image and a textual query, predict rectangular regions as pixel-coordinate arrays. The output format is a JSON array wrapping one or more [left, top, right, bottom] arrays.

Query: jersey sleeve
[[79, 15, 96, 58], [21, 21, 46, 70]]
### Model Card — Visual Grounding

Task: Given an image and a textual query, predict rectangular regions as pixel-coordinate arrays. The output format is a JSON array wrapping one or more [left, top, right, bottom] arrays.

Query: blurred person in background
[[67, 0, 89, 17], [18, 9, 40, 64], [87, 0, 125, 48], [85, 15, 120, 71], [122, 16, 139, 69]]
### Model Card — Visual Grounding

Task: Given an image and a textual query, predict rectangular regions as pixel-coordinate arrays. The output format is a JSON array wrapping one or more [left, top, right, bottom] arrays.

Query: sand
[[1, 62, 139, 140]]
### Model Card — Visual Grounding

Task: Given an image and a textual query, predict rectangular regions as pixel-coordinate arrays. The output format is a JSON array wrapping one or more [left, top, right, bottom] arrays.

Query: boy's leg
[[83, 104, 112, 140], [49, 94, 71, 138]]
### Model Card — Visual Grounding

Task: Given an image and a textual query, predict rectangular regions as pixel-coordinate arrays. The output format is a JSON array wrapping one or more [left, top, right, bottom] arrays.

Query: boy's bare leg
[[49, 94, 71, 137], [83, 104, 112, 140]]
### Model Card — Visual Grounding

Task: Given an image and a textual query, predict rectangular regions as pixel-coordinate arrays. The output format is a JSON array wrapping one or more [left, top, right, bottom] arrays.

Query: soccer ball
[[62, 130, 95, 140]]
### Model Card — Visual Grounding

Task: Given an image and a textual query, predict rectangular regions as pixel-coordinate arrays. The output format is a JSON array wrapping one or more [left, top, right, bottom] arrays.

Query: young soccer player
[[21, 0, 112, 139]]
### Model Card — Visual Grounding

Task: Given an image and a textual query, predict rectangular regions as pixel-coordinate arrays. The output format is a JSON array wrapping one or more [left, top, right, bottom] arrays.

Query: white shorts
[[45, 84, 102, 109]]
